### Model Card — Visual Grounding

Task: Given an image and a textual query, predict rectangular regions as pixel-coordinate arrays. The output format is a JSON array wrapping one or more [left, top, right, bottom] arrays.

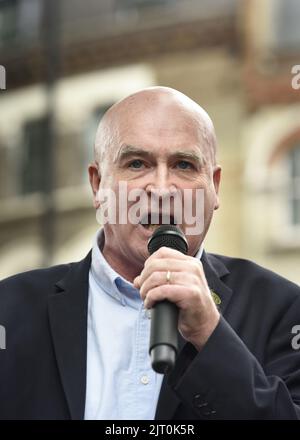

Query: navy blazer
[[0, 251, 300, 419]]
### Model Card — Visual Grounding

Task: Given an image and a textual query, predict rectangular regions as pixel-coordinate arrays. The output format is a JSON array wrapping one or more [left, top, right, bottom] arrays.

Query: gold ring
[[166, 270, 171, 283]]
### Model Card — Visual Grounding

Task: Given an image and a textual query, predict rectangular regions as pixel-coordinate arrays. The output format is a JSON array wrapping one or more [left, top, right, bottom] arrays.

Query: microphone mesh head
[[147, 225, 188, 255]]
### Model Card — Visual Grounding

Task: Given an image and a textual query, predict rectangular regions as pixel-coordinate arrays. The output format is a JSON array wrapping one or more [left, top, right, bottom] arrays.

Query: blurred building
[[0, 0, 299, 283]]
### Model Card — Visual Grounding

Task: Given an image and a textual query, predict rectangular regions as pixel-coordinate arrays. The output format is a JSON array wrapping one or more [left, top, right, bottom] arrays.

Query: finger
[[150, 246, 190, 260], [136, 259, 186, 288], [140, 271, 199, 301], [144, 284, 197, 309], [139, 257, 203, 287], [148, 248, 202, 269]]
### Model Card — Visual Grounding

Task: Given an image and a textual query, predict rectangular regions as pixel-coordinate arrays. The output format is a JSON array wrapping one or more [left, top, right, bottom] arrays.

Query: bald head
[[94, 86, 217, 169]]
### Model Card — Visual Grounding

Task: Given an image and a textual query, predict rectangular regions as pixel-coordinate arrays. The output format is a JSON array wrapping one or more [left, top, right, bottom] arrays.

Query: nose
[[145, 164, 177, 197]]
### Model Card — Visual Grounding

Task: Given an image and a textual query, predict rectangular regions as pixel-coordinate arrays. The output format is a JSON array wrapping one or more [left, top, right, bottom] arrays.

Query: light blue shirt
[[84, 228, 203, 420]]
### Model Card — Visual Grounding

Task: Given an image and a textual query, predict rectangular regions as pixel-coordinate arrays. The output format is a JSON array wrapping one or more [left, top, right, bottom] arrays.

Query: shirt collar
[[90, 228, 204, 308], [90, 228, 141, 308], [194, 243, 204, 260]]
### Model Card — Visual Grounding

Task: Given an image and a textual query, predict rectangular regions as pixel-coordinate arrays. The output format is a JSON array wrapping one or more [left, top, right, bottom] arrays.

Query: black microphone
[[147, 225, 188, 374]]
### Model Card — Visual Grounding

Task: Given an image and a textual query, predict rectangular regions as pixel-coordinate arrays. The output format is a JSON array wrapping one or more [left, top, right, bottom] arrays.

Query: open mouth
[[139, 213, 177, 231]]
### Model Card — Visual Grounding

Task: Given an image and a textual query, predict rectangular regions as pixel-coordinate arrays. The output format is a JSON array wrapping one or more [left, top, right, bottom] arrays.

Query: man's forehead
[[96, 87, 217, 164], [113, 105, 206, 148]]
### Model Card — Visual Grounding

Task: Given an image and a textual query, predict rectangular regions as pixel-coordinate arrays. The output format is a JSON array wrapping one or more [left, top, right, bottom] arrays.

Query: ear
[[213, 165, 221, 210], [88, 162, 101, 209]]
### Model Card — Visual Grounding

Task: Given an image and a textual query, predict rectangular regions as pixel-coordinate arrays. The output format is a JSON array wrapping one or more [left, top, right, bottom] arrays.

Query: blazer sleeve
[[167, 295, 300, 420]]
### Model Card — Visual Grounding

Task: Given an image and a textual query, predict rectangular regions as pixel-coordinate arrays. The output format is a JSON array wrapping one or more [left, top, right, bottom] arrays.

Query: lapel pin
[[210, 290, 222, 306]]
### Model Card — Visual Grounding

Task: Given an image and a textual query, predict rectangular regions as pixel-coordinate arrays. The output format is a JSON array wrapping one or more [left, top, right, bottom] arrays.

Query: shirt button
[[140, 375, 149, 385]]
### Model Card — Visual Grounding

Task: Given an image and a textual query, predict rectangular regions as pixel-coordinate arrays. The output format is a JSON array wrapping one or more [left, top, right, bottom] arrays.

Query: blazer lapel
[[48, 251, 92, 420], [201, 251, 233, 316], [155, 250, 233, 420]]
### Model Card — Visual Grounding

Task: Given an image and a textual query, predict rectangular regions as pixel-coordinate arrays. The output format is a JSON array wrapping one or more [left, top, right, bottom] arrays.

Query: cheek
[[196, 176, 216, 205]]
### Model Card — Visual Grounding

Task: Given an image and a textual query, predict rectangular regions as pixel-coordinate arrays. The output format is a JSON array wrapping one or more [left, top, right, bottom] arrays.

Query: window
[[18, 0, 41, 43], [0, 0, 19, 47], [273, 0, 300, 53], [116, 0, 177, 9], [21, 116, 49, 195], [0, 0, 41, 48], [288, 145, 300, 226]]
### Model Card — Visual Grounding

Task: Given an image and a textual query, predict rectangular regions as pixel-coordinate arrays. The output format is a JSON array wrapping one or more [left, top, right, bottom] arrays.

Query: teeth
[[145, 224, 158, 230], [149, 224, 159, 230], [142, 224, 159, 230]]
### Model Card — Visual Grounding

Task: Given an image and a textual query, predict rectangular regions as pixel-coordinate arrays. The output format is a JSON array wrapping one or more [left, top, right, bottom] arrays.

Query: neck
[[102, 244, 144, 283]]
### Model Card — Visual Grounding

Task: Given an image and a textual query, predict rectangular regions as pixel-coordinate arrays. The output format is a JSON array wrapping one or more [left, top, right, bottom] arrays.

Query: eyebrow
[[113, 144, 206, 166]]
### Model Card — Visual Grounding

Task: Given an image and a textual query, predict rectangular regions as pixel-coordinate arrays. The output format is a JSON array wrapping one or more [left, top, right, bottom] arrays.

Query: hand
[[133, 246, 220, 351]]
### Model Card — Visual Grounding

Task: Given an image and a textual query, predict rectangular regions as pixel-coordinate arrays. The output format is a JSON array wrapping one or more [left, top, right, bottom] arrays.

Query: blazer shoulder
[[207, 252, 300, 302], [0, 263, 73, 305], [1, 263, 70, 286], [0, 249, 91, 297]]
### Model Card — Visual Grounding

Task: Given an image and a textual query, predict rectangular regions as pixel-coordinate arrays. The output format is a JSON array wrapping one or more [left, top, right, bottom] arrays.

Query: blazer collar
[[155, 250, 233, 420], [48, 251, 92, 420]]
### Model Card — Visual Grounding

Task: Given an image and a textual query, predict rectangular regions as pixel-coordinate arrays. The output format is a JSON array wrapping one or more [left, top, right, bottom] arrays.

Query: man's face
[[90, 98, 221, 274]]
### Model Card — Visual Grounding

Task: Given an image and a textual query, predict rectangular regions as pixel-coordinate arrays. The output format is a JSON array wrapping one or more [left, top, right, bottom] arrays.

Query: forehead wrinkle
[[113, 144, 153, 164], [113, 143, 206, 167], [172, 150, 206, 166]]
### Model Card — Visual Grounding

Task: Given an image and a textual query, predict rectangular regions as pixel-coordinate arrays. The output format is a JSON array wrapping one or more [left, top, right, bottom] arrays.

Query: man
[[0, 87, 300, 420]]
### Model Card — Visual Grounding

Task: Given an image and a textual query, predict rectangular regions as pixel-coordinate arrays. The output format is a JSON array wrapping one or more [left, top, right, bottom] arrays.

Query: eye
[[176, 160, 194, 170], [128, 159, 144, 169]]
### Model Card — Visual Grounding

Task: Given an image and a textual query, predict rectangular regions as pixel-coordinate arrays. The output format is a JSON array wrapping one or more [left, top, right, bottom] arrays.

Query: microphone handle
[[149, 300, 179, 374]]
